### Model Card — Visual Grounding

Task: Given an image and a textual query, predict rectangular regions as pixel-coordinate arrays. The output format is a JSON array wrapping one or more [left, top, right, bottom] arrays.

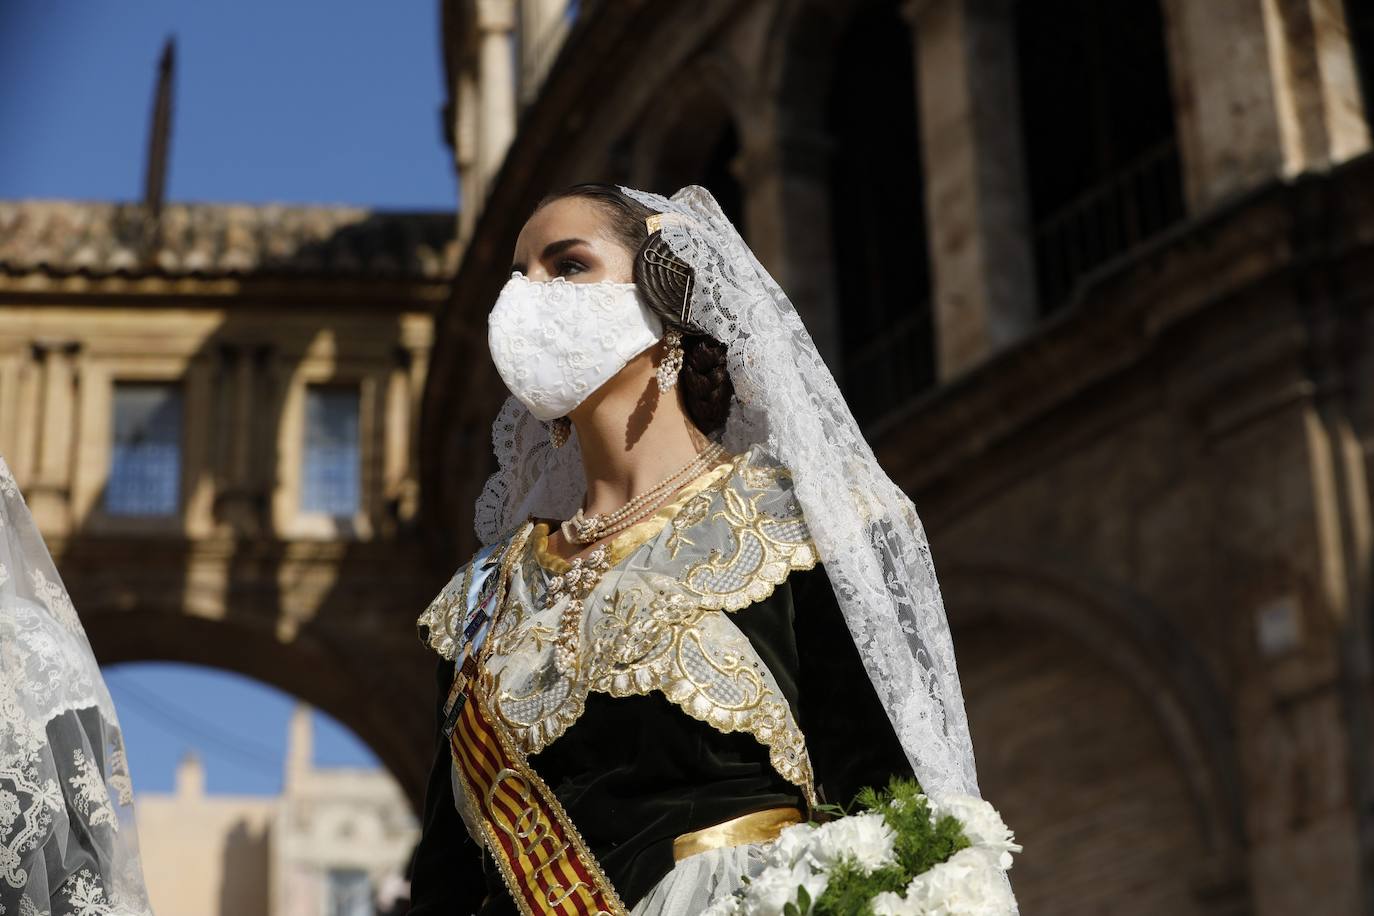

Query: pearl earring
[[656, 330, 684, 393], [548, 417, 571, 448]]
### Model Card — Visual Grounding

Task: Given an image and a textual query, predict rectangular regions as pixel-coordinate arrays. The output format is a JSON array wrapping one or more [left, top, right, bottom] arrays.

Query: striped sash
[[445, 523, 627, 916], [449, 685, 627, 916]]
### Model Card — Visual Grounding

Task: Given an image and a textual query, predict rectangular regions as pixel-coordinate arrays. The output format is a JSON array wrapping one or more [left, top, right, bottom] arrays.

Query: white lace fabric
[[473, 184, 1016, 911], [488, 273, 664, 421], [0, 456, 153, 916]]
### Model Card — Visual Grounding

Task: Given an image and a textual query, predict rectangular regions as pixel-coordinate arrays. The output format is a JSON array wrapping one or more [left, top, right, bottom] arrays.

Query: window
[[828, 2, 936, 425], [106, 383, 182, 516], [325, 868, 373, 916], [1015, 0, 1185, 312], [301, 385, 361, 516], [1348, 0, 1374, 126]]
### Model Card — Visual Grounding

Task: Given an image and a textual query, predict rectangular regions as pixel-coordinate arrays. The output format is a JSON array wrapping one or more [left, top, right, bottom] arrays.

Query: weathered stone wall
[[427, 1, 1374, 910], [0, 208, 451, 807]]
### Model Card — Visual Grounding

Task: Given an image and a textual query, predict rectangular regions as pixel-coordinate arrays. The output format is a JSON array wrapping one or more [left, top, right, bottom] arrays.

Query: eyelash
[[556, 258, 586, 276]]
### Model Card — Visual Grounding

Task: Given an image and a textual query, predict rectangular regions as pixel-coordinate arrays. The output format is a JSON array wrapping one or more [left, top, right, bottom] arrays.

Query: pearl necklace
[[560, 443, 726, 546]]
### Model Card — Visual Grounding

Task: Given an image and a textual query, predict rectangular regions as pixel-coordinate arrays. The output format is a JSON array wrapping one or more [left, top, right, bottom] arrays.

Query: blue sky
[[104, 663, 381, 795], [2, 0, 455, 793], [0, 0, 456, 208]]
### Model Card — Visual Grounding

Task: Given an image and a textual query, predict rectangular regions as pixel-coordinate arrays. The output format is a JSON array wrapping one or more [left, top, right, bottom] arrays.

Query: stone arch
[[761, 0, 844, 134], [763, 0, 936, 411], [84, 606, 431, 815], [940, 558, 1249, 912], [630, 55, 747, 227]]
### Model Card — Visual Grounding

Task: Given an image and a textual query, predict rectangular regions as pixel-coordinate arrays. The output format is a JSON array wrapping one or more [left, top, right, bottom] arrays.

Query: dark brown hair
[[534, 183, 734, 435]]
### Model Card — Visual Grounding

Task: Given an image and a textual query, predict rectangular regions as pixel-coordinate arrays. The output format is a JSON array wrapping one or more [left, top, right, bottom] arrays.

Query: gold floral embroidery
[[680, 486, 818, 611], [417, 533, 525, 661], [665, 492, 712, 558], [587, 585, 816, 800], [417, 552, 479, 661], [424, 446, 822, 806], [739, 459, 787, 491]]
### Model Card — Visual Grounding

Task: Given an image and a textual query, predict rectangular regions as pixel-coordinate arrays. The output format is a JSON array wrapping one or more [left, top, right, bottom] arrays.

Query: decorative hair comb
[[642, 213, 693, 323]]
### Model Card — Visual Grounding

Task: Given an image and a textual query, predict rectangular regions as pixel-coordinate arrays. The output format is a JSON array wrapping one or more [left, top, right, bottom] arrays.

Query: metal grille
[[844, 309, 935, 428], [1034, 138, 1185, 311], [106, 383, 182, 516], [326, 868, 373, 916], [302, 386, 361, 517]]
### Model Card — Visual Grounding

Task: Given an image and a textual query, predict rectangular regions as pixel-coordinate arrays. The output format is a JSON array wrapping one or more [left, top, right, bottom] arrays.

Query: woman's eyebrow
[[509, 238, 589, 275], [542, 238, 588, 259]]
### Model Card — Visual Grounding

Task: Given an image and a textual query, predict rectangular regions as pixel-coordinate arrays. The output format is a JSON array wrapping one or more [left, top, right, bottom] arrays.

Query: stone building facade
[[0, 201, 454, 801], [423, 1, 1374, 914]]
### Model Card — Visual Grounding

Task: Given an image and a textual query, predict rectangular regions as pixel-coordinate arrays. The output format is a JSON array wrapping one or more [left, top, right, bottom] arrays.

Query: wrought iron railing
[[1033, 137, 1185, 312], [843, 308, 936, 428]]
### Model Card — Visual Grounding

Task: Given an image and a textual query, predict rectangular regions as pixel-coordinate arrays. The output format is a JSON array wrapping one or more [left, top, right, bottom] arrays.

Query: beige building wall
[[0, 300, 434, 542], [0, 201, 457, 803], [138, 757, 275, 916], [272, 709, 419, 916], [137, 707, 418, 916]]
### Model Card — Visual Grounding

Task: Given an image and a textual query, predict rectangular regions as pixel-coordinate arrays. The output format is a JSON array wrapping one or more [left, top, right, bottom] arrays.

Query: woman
[[0, 455, 154, 916], [410, 184, 1008, 915]]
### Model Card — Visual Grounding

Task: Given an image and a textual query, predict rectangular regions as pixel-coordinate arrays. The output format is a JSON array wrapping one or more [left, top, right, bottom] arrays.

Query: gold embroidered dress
[[411, 447, 911, 914]]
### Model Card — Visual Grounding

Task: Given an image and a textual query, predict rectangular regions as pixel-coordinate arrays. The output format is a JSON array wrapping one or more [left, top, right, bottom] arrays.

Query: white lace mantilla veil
[[473, 185, 1016, 906], [0, 456, 153, 916]]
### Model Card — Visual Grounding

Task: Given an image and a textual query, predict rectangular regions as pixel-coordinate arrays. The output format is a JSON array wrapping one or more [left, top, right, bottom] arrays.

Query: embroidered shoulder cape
[[417, 447, 821, 806]]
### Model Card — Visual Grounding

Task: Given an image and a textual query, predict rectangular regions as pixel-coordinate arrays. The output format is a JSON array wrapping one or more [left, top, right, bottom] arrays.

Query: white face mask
[[488, 273, 665, 421]]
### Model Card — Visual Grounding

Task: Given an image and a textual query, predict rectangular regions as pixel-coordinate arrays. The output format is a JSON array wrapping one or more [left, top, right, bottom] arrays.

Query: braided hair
[[534, 183, 734, 435]]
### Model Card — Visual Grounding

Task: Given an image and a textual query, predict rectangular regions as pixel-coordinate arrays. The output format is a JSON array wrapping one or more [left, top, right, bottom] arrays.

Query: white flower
[[904, 847, 1016, 916], [741, 862, 828, 916], [928, 795, 1022, 869], [764, 822, 817, 869], [871, 890, 922, 916], [808, 812, 897, 874], [702, 895, 743, 916]]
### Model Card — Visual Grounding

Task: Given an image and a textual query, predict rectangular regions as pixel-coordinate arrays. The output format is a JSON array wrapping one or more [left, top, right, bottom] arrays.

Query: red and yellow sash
[[449, 685, 627, 916], [446, 524, 627, 916]]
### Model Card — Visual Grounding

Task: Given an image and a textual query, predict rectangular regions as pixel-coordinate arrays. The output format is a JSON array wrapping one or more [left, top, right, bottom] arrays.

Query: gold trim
[[480, 523, 535, 668], [672, 807, 805, 861], [475, 448, 824, 808], [416, 534, 500, 660], [451, 688, 627, 916], [531, 453, 738, 574]]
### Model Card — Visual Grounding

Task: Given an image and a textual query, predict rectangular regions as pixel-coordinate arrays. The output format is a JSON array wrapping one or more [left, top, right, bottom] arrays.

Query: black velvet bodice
[[407, 564, 911, 915]]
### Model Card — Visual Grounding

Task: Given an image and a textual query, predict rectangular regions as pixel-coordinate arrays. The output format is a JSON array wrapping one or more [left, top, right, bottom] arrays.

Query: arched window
[[828, 1, 935, 426], [1348, 0, 1374, 125], [649, 89, 744, 228], [1015, 0, 1184, 312]]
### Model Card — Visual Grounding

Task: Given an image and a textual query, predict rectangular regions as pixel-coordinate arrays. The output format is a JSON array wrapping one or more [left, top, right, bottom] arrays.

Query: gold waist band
[[672, 806, 805, 862]]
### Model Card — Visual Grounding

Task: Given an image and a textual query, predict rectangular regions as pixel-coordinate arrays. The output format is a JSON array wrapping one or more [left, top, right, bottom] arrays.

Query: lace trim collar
[[420, 446, 821, 803]]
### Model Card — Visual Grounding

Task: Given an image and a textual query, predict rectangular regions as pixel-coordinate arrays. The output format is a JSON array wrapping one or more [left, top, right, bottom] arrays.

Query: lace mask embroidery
[[487, 274, 665, 421]]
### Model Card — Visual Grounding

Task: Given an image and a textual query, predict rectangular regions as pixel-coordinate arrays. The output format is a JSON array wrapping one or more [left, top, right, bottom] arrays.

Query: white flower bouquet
[[702, 780, 1020, 916]]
